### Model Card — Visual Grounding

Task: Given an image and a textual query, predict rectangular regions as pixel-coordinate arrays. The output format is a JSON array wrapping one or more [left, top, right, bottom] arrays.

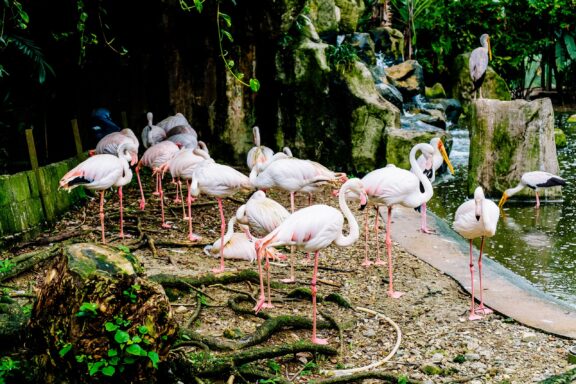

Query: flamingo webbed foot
[[475, 306, 493, 315], [161, 223, 172, 229], [468, 313, 483, 321], [188, 233, 202, 242], [139, 200, 146, 210], [174, 198, 182, 204], [281, 277, 296, 283], [420, 227, 436, 234], [387, 290, 404, 299], [361, 260, 373, 267], [373, 259, 386, 266], [212, 266, 225, 274], [311, 337, 329, 345], [253, 296, 266, 313]]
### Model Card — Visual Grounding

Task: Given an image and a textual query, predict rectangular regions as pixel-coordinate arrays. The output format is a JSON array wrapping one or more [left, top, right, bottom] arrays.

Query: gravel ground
[[6, 176, 576, 383]]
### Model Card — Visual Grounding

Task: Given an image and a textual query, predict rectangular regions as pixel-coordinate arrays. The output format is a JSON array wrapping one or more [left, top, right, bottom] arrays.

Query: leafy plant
[[390, 0, 435, 59], [123, 284, 141, 303], [0, 259, 15, 275], [266, 359, 281, 375], [76, 302, 98, 318], [0, 357, 20, 384], [327, 43, 359, 72]]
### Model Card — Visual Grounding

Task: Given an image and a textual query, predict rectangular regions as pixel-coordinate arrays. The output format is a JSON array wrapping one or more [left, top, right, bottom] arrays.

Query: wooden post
[[70, 119, 83, 155], [121, 111, 128, 128], [26, 128, 54, 222]]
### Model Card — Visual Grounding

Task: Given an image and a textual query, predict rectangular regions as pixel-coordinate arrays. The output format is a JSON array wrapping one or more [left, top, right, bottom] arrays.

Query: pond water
[[428, 112, 576, 309]]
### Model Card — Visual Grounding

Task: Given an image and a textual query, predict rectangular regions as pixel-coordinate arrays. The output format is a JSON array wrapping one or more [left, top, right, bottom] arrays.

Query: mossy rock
[[334, 0, 365, 33], [567, 114, 576, 124], [425, 83, 447, 99], [385, 128, 451, 170], [555, 128, 567, 148], [28, 243, 177, 383]]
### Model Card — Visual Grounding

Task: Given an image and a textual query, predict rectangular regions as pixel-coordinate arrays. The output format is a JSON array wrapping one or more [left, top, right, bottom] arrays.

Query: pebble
[[464, 353, 481, 361], [363, 329, 376, 337], [431, 353, 444, 362], [522, 332, 538, 342]]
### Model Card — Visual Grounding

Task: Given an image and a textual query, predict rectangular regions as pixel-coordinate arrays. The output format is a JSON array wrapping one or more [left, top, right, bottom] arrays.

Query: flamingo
[[453, 186, 500, 320], [191, 151, 253, 273], [166, 133, 198, 149], [250, 155, 346, 281], [93, 128, 139, 166], [363, 143, 436, 298], [141, 112, 166, 149], [156, 112, 193, 134], [235, 190, 290, 239], [203, 216, 279, 263], [135, 141, 181, 227], [469, 34, 492, 99], [412, 137, 455, 233], [247, 126, 274, 170], [59, 143, 133, 243], [255, 178, 367, 344], [498, 171, 566, 209], [161, 143, 210, 241]]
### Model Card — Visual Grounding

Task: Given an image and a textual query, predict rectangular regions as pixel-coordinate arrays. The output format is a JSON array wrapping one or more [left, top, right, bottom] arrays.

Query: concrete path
[[388, 206, 576, 339]]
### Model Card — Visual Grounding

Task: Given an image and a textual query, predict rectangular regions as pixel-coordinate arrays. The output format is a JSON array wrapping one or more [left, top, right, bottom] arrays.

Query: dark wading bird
[[498, 171, 567, 209], [469, 34, 492, 99]]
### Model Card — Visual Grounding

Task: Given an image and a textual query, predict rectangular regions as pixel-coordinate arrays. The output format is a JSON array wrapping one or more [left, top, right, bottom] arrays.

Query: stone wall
[[0, 156, 87, 242]]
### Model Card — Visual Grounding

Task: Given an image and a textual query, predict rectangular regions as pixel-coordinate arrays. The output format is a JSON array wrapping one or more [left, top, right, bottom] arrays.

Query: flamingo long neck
[[147, 112, 153, 126], [505, 182, 525, 198], [115, 144, 134, 187], [409, 144, 433, 203], [221, 216, 237, 247], [253, 126, 261, 146], [334, 182, 360, 247]]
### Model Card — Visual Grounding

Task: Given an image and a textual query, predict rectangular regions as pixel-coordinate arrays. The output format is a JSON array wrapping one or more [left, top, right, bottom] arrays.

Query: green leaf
[[89, 361, 104, 376], [148, 351, 160, 368], [219, 12, 232, 27], [105, 322, 119, 332], [227, 60, 235, 68], [194, 0, 203, 12], [114, 330, 130, 344], [101, 365, 116, 376], [126, 344, 145, 356], [138, 326, 149, 335], [221, 30, 233, 43], [59, 343, 72, 358], [250, 78, 261, 92], [116, 245, 130, 253], [132, 336, 142, 343], [108, 349, 118, 357]]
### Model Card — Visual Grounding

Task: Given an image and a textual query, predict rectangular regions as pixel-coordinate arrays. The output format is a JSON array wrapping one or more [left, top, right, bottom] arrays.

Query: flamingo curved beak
[[438, 141, 455, 175], [359, 192, 368, 210]]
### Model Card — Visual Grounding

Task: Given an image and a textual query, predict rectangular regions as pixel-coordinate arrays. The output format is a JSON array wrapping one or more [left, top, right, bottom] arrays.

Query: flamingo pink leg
[[99, 190, 106, 244], [311, 250, 328, 345], [118, 186, 124, 239], [135, 166, 146, 210], [374, 206, 385, 265], [282, 192, 296, 283], [265, 251, 274, 309], [535, 191, 540, 209], [420, 202, 435, 234], [254, 246, 267, 312], [362, 208, 372, 267], [468, 239, 482, 320], [212, 198, 227, 273], [159, 175, 171, 229], [186, 181, 201, 242], [173, 177, 182, 204], [152, 171, 160, 195], [385, 206, 404, 298], [475, 237, 493, 315]]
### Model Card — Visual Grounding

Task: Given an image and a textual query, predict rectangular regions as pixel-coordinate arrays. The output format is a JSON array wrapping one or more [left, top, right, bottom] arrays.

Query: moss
[[425, 83, 447, 99], [568, 114, 576, 123], [492, 123, 514, 175], [421, 364, 443, 375], [555, 128, 567, 148]]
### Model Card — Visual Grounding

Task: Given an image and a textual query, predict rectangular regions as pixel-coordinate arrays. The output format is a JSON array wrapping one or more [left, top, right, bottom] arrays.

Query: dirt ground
[[4, 172, 576, 383]]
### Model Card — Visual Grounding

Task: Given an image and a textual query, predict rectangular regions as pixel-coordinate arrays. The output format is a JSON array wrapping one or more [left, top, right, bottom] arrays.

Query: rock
[[28, 243, 177, 383], [431, 353, 444, 362], [421, 364, 443, 375], [400, 116, 445, 132], [555, 128, 567, 148], [309, 0, 339, 36], [375, 82, 403, 111], [334, 0, 365, 33], [467, 98, 561, 197], [464, 353, 481, 361], [425, 83, 447, 99], [521, 332, 538, 342], [348, 33, 376, 65], [436, 98, 463, 124], [568, 114, 576, 123], [386, 60, 425, 98], [369, 26, 404, 62], [363, 328, 376, 337]]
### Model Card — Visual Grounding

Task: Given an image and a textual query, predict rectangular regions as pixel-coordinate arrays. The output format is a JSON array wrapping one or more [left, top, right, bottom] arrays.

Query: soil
[[3, 172, 575, 384]]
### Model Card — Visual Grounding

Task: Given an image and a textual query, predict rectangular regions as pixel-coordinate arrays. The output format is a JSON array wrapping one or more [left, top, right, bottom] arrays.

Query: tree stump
[[28, 243, 178, 383]]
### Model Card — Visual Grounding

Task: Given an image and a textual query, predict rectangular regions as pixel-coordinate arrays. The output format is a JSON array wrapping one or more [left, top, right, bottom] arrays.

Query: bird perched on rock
[[469, 34, 492, 99]]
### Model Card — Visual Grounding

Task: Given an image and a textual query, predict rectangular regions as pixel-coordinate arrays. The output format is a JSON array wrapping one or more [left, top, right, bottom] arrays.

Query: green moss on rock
[[555, 128, 567, 148]]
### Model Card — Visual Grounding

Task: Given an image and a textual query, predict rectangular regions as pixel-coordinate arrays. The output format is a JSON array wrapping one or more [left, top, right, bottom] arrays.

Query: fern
[[6, 34, 55, 83]]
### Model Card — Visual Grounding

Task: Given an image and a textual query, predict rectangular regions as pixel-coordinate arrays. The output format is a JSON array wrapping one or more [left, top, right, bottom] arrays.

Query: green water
[[428, 112, 576, 309]]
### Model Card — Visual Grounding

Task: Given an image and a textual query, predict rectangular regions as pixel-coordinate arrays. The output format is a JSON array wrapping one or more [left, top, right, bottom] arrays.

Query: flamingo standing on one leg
[[250, 155, 346, 281], [191, 150, 253, 273], [59, 143, 133, 243], [247, 126, 274, 171], [453, 186, 500, 320], [498, 171, 566, 209], [255, 178, 367, 344], [135, 141, 180, 227], [411, 137, 455, 233]]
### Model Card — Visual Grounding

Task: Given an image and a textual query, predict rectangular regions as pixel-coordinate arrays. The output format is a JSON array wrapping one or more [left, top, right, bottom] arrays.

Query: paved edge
[[388, 206, 576, 339]]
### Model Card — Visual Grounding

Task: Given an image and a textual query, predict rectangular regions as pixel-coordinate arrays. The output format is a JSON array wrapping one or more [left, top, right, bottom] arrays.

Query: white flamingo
[[255, 178, 367, 345], [498, 171, 566, 209], [141, 112, 166, 149], [453, 186, 500, 320], [247, 126, 274, 170], [93, 128, 139, 166]]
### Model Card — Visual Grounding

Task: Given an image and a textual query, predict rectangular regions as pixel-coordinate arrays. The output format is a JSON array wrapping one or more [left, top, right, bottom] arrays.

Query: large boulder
[[369, 26, 404, 63], [375, 82, 403, 111], [385, 60, 424, 99], [334, 0, 365, 33], [425, 83, 447, 99], [348, 32, 376, 66], [468, 98, 560, 198], [309, 0, 340, 36]]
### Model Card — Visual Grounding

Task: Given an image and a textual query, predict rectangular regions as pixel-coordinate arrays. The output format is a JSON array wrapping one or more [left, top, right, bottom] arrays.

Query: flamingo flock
[[63, 109, 562, 342]]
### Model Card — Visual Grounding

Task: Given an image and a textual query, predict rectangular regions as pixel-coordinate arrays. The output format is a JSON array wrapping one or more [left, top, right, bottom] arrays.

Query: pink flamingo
[[141, 112, 166, 149], [135, 141, 180, 227], [255, 178, 367, 344], [93, 128, 139, 166], [161, 144, 210, 241], [191, 150, 253, 273], [246, 126, 274, 171], [357, 143, 436, 298], [453, 186, 499, 320], [250, 154, 346, 281], [235, 190, 290, 239], [59, 143, 133, 243]]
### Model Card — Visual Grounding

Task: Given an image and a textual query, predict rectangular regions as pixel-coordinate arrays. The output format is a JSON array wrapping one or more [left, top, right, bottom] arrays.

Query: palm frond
[[7, 34, 55, 83]]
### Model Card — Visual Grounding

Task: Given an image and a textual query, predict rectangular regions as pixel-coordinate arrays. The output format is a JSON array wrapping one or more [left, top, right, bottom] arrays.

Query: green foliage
[[0, 357, 20, 384], [266, 359, 281, 375], [327, 43, 359, 72], [0, 259, 15, 274], [389, 0, 435, 59], [122, 284, 141, 303], [76, 302, 98, 318]]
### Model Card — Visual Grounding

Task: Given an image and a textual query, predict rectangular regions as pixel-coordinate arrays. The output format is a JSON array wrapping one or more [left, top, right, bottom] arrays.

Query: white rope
[[320, 306, 402, 377]]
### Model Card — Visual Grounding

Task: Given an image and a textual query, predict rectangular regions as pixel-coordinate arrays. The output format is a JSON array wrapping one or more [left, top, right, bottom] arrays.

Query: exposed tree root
[[150, 270, 263, 289], [0, 245, 61, 283], [310, 370, 422, 383], [169, 341, 337, 380]]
